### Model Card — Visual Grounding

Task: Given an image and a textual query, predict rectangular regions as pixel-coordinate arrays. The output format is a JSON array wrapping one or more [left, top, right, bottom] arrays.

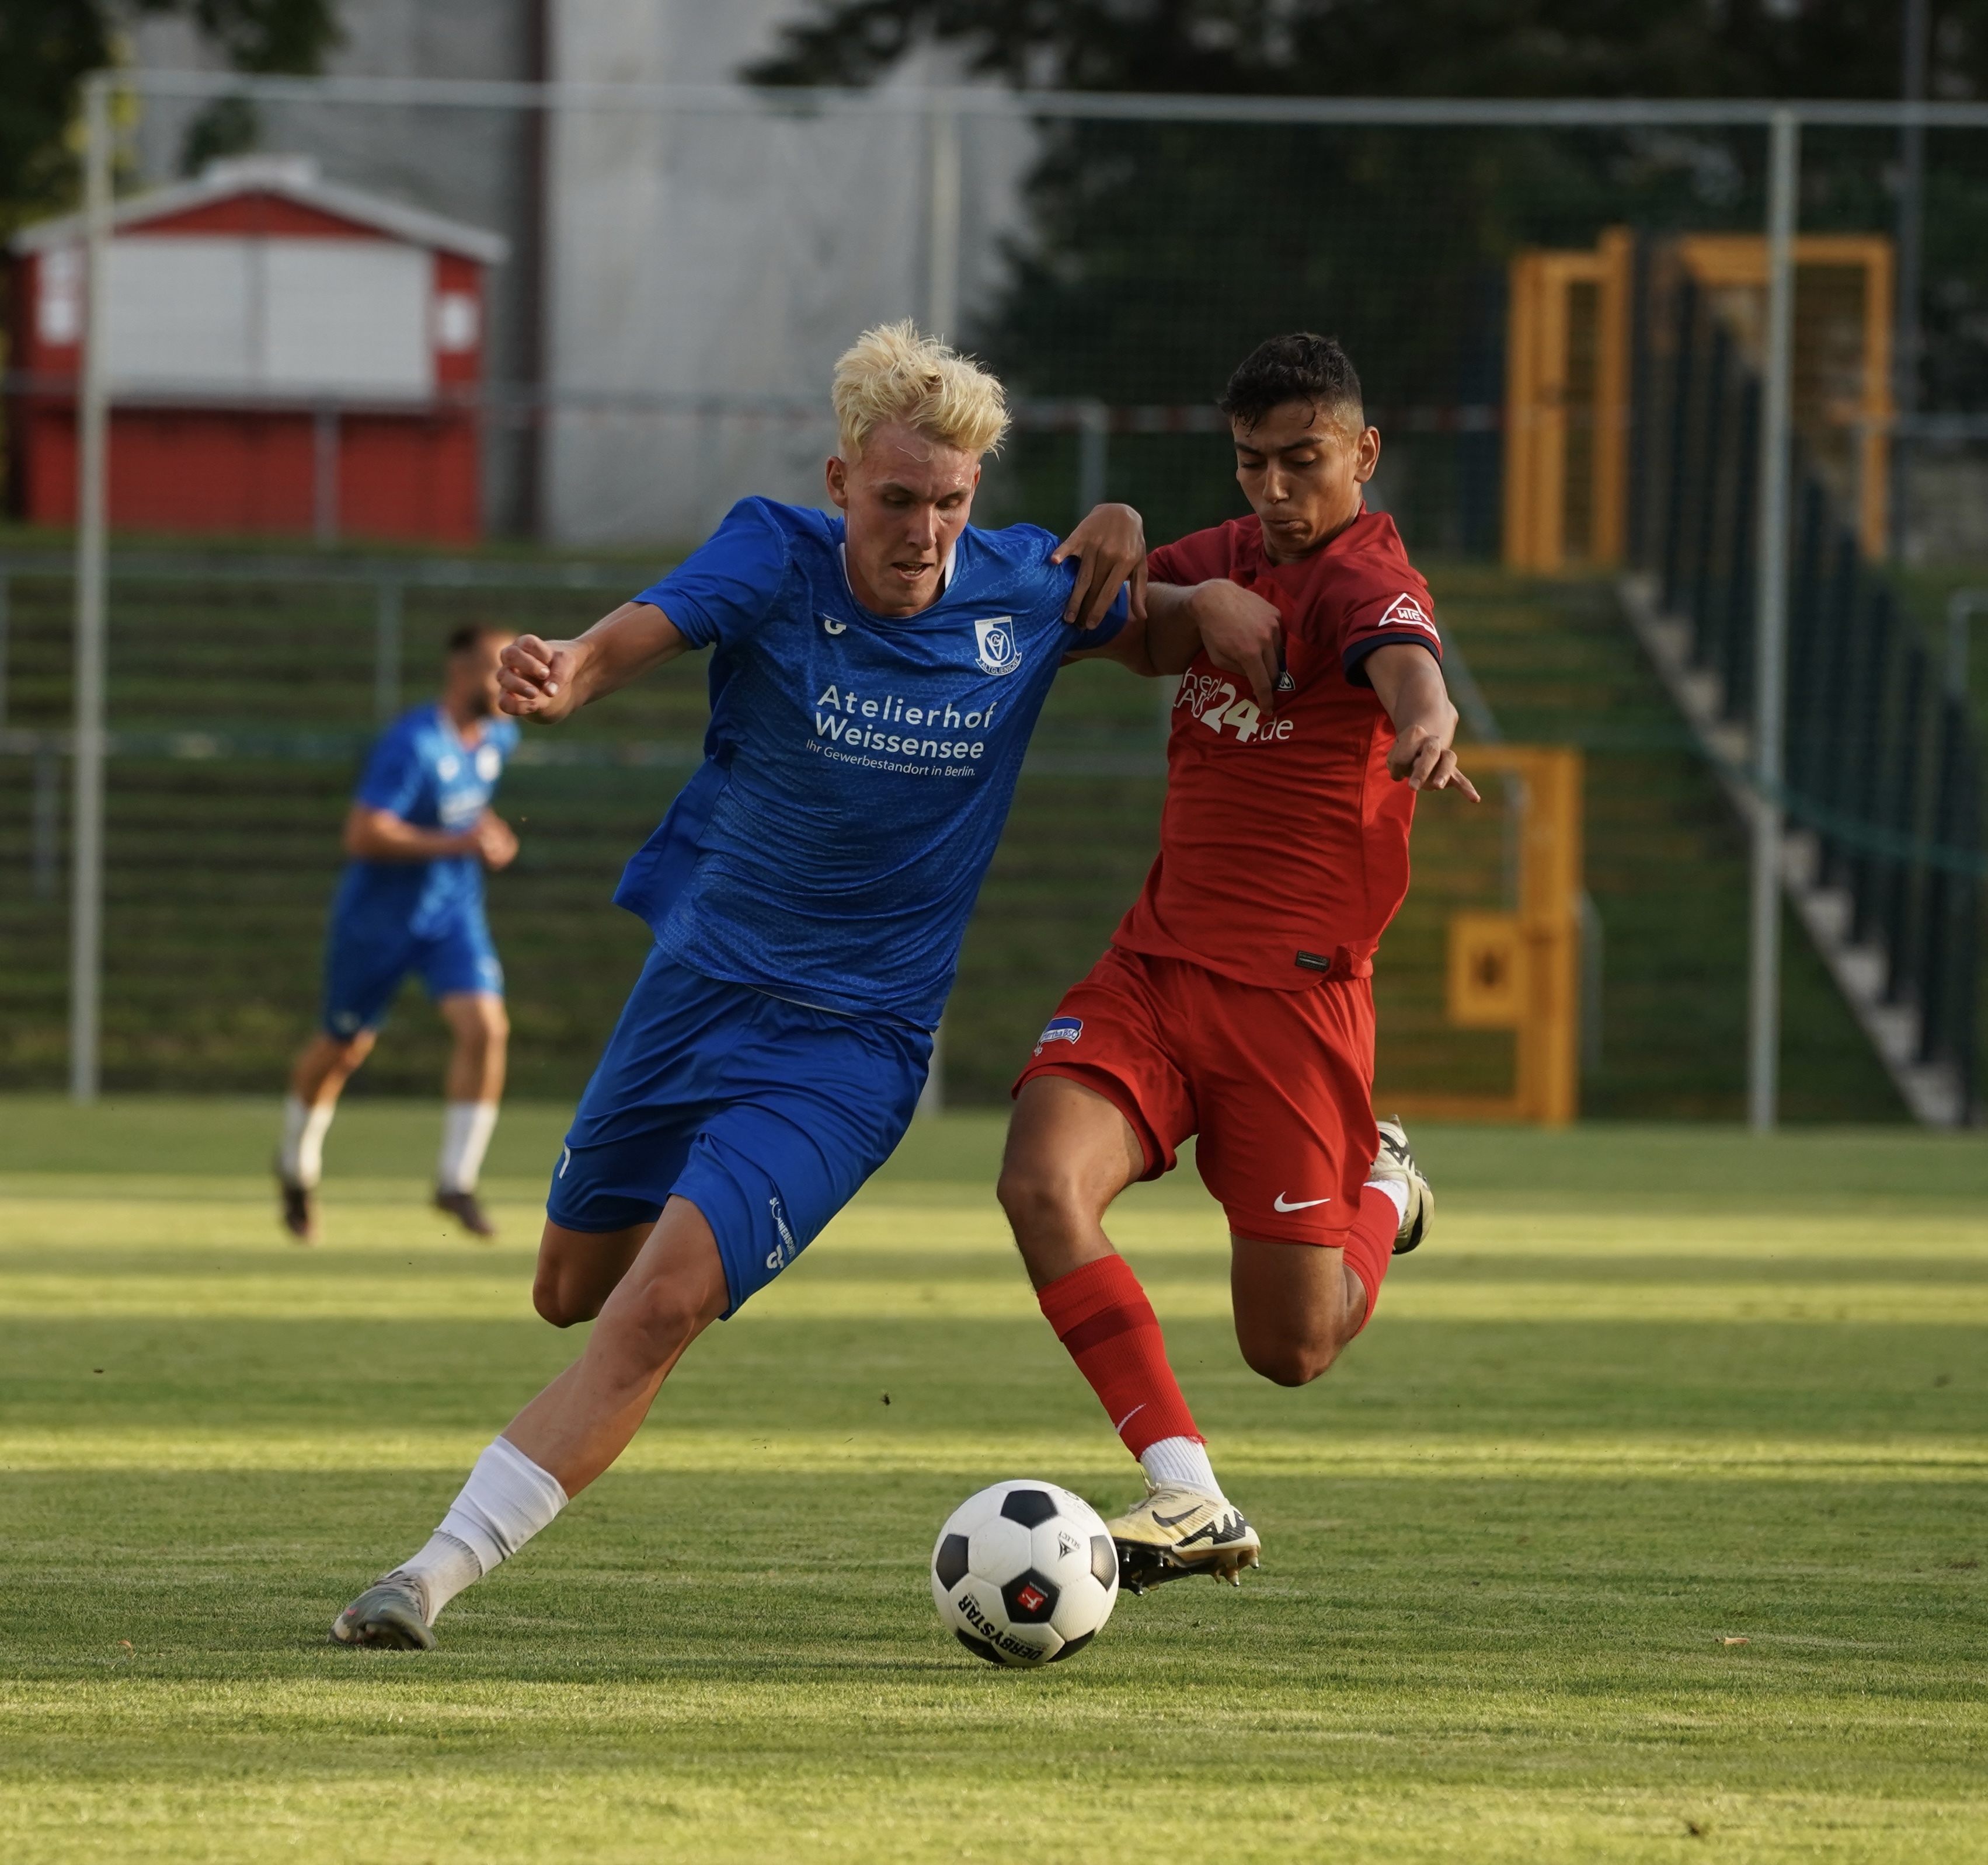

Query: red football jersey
[[1112, 507, 1441, 991]]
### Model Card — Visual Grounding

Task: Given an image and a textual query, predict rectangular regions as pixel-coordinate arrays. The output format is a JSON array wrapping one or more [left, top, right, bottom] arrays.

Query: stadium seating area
[[0, 542, 1916, 1115]]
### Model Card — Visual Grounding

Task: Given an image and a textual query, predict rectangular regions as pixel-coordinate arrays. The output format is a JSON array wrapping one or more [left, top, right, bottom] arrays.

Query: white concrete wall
[[126, 1, 1035, 547], [544, 2, 1032, 546]]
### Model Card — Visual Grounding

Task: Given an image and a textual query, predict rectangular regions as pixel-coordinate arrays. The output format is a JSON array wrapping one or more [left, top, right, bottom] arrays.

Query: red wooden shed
[[5, 155, 509, 543]]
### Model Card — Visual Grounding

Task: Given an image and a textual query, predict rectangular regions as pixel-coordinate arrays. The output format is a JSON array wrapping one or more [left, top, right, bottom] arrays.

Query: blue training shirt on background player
[[549, 496, 1127, 1312], [322, 702, 520, 1037]]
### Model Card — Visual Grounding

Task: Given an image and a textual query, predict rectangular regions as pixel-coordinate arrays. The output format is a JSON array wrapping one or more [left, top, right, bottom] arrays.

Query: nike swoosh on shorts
[[1273, 1193, 1331, 1212]]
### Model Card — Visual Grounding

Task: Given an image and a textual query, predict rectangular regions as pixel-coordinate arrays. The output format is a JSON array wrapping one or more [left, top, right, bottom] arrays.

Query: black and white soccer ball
[[931, 1479, 1119, 1667]]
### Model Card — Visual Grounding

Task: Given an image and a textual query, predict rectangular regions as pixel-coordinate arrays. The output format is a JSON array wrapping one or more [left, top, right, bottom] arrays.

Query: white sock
[[389, 1531, 483, 1623], [1365, 1176, 1409, 1227], [438, 1101, 500, 1194], [1141, 1435, 1223, 1498], [280, 1094, 335, 1188], [390, 1436, 567, 1622]]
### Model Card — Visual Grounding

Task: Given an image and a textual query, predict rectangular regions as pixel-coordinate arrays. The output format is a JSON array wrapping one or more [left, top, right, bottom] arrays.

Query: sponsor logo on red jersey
[[1173, 672, 1294, 745], [1374, 592, 1439, 639]]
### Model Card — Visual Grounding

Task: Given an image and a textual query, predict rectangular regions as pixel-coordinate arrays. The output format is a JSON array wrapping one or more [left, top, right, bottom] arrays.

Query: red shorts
[[1013, 944, 1379, 1245]]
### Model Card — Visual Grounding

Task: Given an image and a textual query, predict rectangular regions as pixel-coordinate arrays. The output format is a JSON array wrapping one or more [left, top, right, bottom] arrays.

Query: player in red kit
[[998, 333, 1479, 1591]]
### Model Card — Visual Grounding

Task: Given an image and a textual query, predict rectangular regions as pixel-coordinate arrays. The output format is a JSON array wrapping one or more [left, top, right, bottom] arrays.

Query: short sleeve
[[354, 721, 427, 817], [1147, 526, 1229, 588], [1341, 578, 1443, 687], [634, 498, 794, 650], [1028, 524, 1134, 649], [1063, 578, 1132, 648]]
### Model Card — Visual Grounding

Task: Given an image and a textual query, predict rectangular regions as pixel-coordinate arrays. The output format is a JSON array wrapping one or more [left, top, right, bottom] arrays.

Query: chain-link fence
[[5, 75, 1985, 1119]]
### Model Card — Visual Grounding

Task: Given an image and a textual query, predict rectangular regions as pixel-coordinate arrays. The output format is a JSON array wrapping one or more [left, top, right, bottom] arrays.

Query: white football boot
[[1106, 1483, 1261, 1594], [1369, 1118, 1434, 1254]]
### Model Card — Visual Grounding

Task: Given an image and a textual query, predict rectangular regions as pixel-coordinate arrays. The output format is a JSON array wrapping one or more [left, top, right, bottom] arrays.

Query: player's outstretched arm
[[343, 804, 492, 863], [1051, 503, 1147, 629], [1365, 643, 1482, 800], [1071, 579, 1284, 693], [499, 601, 688, 724]]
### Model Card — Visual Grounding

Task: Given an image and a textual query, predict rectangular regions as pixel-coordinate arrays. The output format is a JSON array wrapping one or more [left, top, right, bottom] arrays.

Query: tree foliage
[[0, 0, 340, 233], [747, 4, 1988, 546], [750, 1, 1988, 100]]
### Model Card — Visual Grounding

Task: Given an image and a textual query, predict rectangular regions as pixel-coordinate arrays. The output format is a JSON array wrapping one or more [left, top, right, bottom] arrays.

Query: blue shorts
[[321, 908, 504, 1037], [546, 948, 931, 1316]]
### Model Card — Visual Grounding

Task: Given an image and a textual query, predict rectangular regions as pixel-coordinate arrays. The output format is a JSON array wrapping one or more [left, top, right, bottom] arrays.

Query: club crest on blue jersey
[[1033, 1015, 1082, 1055], [974, 615, 1022, 677]]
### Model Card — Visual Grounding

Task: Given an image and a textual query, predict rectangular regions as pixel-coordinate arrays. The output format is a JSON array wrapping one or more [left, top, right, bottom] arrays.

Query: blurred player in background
[[276, 623, 521, 1245], [1000, 333, 1478, 1592], [327, 322, 1190, 1650]]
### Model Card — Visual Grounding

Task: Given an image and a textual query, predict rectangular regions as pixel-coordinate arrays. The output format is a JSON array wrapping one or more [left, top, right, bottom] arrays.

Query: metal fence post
[[69, 72, 113, 1106], [374, 581, 403, 728], [1945, 588, 1988, 698], [1748, 107, 1800, 1134], [926, 104, 961, 341], [33, 749, 62, 898], [1076, 399, 1109, 520], [313, 406, 340, 545], [1890, 0, 1930, 562]]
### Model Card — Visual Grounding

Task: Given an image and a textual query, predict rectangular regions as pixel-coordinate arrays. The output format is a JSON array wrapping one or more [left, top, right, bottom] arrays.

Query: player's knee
[[995, 1155, 1094, 1236], [329, 1031, 374, 1073], [445, 995, 507, 1050], [461, 1007, 506, 1052], [531, 1271, 599, 1329], [597, 1273, 706, 1365], [1240, 1330, 1340, 1388]]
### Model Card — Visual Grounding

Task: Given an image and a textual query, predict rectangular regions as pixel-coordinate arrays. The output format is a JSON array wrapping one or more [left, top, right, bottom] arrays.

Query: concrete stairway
[[1618, 571, 1966, 1126]]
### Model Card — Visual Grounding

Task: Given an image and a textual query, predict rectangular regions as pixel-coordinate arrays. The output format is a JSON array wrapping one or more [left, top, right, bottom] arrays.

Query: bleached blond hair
[[831, 321, 1010, 463]]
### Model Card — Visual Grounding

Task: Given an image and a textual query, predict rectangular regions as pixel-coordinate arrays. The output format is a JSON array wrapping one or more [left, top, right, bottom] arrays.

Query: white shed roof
[[11, 155, 510, 264]]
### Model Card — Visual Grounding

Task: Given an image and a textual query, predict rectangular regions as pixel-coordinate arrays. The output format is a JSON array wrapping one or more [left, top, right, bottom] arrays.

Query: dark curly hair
[[1218, 333, 1364, 434], [445, 621, 516, 656]]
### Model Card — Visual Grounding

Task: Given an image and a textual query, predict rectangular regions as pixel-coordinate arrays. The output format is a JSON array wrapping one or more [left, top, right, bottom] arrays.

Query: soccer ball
[[931, 1479, 1119, 1667]]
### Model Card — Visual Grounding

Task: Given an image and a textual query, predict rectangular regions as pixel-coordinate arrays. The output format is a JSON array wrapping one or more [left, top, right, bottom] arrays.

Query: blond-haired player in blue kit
[[326, 325, 1273, 1650]]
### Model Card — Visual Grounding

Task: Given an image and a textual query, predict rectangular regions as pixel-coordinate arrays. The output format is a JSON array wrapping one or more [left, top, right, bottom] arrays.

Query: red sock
[[1037, 1254, 1202, 1459], [1341, 1184, 1400, 1334]]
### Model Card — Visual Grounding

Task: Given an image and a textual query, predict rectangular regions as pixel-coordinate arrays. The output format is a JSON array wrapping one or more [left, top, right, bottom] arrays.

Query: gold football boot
[[1106, 1483, 1261, 1594]]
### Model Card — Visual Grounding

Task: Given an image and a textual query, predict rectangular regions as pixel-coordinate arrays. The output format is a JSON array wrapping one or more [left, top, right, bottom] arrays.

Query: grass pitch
[[2, 1099, 1984, 1862]]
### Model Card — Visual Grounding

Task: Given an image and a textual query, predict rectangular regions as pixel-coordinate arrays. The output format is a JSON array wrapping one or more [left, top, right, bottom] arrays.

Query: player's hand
[[468, 811, 520, 869], [1190, 581, 1284, 713], [499, 634, 586, 722], [1053, 502, 1147, 629], [1387, 723, 1482, 800]]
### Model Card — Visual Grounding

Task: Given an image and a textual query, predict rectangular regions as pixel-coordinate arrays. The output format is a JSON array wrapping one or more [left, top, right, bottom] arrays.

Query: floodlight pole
[[1747, 108, 1799, 1134], [69, 72, 113, 1106]]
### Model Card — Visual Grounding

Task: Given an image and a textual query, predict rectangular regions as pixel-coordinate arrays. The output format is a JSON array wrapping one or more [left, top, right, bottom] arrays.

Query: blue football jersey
[[617, 497, 1127, 1027], [332, 702, 520, 937]]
